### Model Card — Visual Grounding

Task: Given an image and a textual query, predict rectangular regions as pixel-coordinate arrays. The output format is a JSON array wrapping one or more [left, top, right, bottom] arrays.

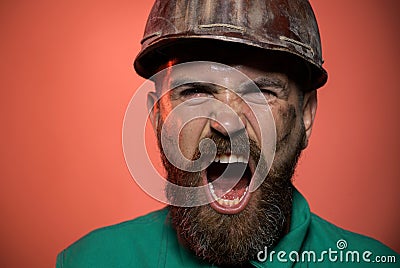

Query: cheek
[[178, 118, 209, 159], [274, 104, 299, 144], [159, 96, 211, 160], [159, 95, 174, 122], [242, 105, 277, 164], [243, 102, 298, 144], [241, 104, 270, 145]]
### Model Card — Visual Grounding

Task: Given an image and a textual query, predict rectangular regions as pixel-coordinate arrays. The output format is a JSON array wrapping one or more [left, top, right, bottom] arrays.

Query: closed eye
[[260, 88, 277, 97], [241, 88, 277, 104], [180, 87, 211, 97], [178, 83, 215, 98]]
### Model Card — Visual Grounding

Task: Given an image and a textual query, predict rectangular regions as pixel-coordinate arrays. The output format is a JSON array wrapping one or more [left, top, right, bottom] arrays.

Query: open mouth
[[203, 153, 255, 214]]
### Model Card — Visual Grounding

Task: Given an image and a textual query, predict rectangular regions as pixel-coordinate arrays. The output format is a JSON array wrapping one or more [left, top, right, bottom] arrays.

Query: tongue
[[212, 178, 248, 200], [207, 162, 250, 200]]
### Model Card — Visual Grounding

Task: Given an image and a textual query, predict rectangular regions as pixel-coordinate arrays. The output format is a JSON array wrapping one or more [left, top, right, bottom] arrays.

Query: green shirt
[[57, 190, 398, 267]]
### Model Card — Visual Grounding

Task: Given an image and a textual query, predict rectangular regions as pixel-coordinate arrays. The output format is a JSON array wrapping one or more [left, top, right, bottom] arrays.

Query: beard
[[157, 108, 306, 266]]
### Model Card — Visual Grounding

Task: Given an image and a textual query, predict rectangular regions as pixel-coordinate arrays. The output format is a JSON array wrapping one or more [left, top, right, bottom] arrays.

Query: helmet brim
[[134, 36, 328, 90]]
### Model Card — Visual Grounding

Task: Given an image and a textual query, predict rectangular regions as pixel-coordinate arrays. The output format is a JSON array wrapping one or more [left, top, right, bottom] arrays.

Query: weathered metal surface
[[134, 0, 327, 90]]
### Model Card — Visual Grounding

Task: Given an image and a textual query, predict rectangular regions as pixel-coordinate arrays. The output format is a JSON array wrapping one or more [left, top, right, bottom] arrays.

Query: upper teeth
[[214, 154, 248, 164]]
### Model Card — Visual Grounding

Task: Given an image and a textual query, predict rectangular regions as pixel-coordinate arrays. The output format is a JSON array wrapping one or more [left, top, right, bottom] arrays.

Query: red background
[[1, 1, 399, 267]]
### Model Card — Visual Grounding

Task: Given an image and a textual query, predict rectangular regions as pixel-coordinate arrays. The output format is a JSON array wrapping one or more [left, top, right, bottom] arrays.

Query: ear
[[302, 90, 317, 148], [147, 91, 160, 133]]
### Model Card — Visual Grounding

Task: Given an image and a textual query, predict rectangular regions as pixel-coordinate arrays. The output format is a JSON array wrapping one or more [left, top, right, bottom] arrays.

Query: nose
[[210, 110, 246, 137]]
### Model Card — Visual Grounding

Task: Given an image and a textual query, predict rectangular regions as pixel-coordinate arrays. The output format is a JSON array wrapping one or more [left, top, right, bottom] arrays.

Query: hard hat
[[134, 0, 328, 90]]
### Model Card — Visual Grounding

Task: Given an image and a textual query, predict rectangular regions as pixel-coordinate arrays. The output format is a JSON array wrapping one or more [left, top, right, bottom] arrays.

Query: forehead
[[159, 61, 288, 92], [154, 45, 308, 91]]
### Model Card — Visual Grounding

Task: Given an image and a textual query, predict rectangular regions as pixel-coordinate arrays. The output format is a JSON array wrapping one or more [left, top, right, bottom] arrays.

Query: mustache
[[192, 131, 261, 164]]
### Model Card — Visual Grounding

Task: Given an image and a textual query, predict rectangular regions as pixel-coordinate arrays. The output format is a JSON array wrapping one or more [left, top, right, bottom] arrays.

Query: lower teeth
[[208, 183, 248, 207]]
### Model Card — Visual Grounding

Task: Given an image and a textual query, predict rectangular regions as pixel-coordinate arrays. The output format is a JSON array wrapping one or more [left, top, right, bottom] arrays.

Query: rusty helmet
[[134, 0, 328, 90]]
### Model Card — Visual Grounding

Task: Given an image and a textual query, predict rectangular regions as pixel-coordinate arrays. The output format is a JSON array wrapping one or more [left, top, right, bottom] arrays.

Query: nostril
[[210, 119, 228, 135], [210, 111, 246, 136]]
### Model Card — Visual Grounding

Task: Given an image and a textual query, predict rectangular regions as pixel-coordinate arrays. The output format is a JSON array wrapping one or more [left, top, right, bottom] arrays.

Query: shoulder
[[304, 213, 398, 266], [56, 208, 170, 268]]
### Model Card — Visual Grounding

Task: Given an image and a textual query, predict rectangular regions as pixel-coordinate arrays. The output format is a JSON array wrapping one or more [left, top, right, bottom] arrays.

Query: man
[[57, 0, 398, 267]]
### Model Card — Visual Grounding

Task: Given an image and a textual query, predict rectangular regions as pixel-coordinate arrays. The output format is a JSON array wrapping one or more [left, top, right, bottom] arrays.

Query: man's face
[[148, 54, 317, 266]]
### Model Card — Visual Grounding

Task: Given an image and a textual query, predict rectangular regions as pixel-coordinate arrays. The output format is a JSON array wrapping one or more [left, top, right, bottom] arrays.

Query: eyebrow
[[236, 76, 287, 94], [179, 82, 220, 93], [168, 81, 220, 99], [168, 76, 287, 96], [251, 77, 287, 89], [170, 78, 193, 89]]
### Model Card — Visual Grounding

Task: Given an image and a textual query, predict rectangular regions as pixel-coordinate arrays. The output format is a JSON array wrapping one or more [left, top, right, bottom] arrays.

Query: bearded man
[[57, 0, 398, 267]]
